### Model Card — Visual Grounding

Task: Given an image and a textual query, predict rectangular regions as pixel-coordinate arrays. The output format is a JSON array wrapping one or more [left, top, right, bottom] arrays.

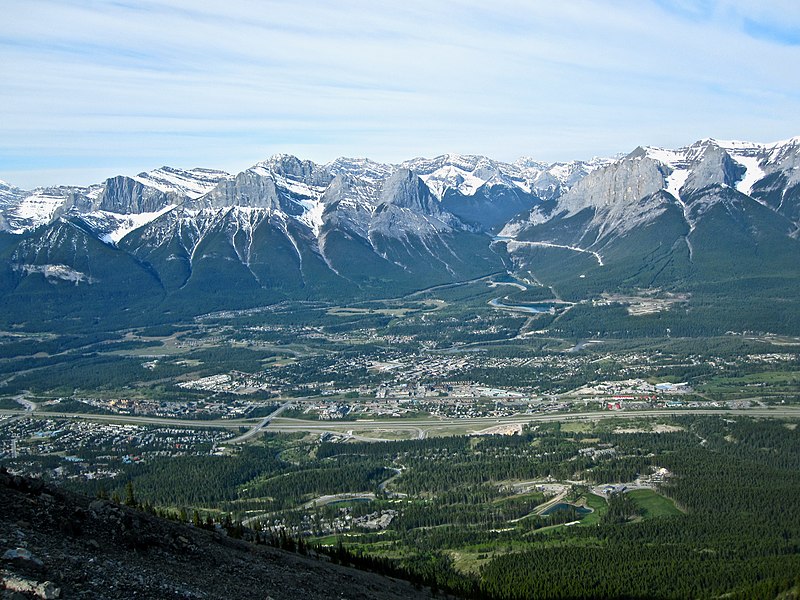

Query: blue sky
[[2, 0, 800, 188]]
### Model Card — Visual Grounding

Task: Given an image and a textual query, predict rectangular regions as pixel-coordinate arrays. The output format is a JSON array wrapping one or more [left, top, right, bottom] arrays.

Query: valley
[[2, 274, 798, 427], [0, 278, 799, 597]]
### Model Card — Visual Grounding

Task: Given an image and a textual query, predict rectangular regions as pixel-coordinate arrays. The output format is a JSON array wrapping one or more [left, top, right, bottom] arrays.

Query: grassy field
[[326, 299, 445, 318], [698, 368, 800, 399], [578, 492, 608, 525], [627, 489, 683, 517], [451, 547, 505, 574], [350, 428, 421, 440], [561, 421, 593, 433]]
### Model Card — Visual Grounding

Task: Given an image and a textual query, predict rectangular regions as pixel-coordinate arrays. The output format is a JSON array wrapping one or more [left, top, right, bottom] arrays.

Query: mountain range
[[2, 138, 799, 333]]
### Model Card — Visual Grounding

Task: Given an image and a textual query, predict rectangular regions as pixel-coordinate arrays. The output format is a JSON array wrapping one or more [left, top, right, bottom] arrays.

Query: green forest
[[47, 416, 800, 599]]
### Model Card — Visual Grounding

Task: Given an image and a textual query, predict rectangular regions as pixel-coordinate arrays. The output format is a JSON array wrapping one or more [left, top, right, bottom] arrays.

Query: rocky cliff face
[[681, 143, 745, 194], [97, 176, 181, 214]]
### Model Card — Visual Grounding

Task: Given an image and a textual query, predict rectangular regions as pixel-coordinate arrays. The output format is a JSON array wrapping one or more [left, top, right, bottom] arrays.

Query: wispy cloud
[[742, 18, 800, 47], [655, 0, 800, 45], [2, 0, 800, 188]]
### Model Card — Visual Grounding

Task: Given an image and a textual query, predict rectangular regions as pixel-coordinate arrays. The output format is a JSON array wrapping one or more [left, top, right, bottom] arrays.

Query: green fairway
[[578, 492, 608, 525], [627, 489, 682, 517]]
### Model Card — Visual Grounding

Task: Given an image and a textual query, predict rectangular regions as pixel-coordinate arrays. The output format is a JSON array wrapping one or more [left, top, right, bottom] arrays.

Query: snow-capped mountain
[[0, 179, 26, 209], [2, 138, 800, 332], [0, 152, 608, 242], [501, 137, 800, 305], [113, 157, 504, 301], [401, 153, 611, 201], [1, 186, 94, 235], [128, 166, 231, 199], [0, 166, 230, 242], [505, 137, 800, 243]]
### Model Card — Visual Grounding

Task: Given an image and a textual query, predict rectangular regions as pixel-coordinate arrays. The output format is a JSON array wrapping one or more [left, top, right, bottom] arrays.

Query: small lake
[[541, 503, 592, 516]]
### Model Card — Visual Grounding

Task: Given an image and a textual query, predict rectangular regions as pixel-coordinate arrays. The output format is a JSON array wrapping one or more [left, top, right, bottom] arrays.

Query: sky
[[2, 0, 800, 189]]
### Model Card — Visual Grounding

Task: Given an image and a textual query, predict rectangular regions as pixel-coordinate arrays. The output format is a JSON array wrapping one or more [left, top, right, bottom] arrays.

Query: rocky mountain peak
[[513, 156, 548, 170], [626, 146, 648, 160], [196, 169, 284, 211], [682, 142, 745, 194], [558, 154, 668, 215], [97, 175, 180, 215], [378, 168, 436, 213], [762, 137, 800, 187], [260, 154, 329, 187]]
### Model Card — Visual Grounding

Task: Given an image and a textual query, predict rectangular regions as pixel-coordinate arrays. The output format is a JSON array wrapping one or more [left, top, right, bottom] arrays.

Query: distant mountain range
[[2, 138, 799, 333]]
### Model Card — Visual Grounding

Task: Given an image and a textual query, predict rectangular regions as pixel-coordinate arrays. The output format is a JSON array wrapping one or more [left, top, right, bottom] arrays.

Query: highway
[[264, 407, 800, 433], [226, 401, 292, 444], [0, 409, 250, 429], [2, 406, 799, 443]]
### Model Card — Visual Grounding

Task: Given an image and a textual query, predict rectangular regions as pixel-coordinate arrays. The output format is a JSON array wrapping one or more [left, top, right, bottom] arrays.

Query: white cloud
[[2, 0, 800, 188]]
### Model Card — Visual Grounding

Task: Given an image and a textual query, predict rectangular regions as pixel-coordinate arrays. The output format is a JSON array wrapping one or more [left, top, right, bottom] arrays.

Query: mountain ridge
[[0, 150, 612, 240], [2, 136, 799, 334]]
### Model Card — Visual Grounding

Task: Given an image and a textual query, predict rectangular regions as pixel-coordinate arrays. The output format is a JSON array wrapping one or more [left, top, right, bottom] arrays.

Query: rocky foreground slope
[[0, 469, 434, 600]]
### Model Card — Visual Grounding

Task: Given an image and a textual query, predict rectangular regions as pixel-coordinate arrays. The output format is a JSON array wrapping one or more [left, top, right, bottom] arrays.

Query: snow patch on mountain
[[665, 169, 690, 203], [85, 205, 178, 244], [733, 155, 765, 196], [273, 175, 323, 200], [296, 198, 325, 237], [5, 190, 72, 234], [643, 147, 684, 168], [131, 167, 229, 199], [13, 263, 98, 284], [420, 166, 487, 198]]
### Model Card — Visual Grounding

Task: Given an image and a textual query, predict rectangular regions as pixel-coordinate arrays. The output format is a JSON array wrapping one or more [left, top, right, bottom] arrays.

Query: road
[[0, 409, 250, 429], [225, 401, 293, 444], [12, 394, 36, 412], [378, 467, 405, 493], [2, 406, 799, 442], [262, 407, 800, 437]]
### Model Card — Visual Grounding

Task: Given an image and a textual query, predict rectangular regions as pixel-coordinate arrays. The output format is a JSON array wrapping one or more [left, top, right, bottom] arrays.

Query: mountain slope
[[0, 469, 435, 600], [505, 138, 800, 333], [113, 163, 508, 312], [0, 218, 165, 329]]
